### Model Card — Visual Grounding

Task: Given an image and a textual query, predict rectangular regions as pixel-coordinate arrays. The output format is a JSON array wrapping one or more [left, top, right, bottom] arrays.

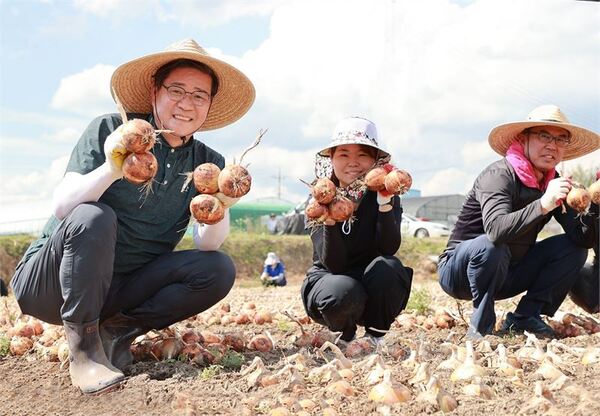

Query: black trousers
[[301, 255, 412, 340], [569, 260, 599, 314], [11, 202, 235, 328]]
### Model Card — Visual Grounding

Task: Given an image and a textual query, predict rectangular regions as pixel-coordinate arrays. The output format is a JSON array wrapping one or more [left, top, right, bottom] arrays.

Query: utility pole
[[272, 167, 285, 200]]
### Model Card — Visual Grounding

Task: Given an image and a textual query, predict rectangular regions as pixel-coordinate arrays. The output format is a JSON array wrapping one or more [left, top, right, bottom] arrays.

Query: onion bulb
[[305, 199, 329, 222], [365, 167, 388, 191], [121, 119, 156, 153], [368, 369, 410, 404], [384, 169, 412, 195], [218, 165, 252, 198], [122, 151, 158, 185], [312, 178, 336, 204], [328, 195, 354, 222], [193, 163, 221, 194], [588, 180, 600, 205], [566, 186, 591, 213], [190, 194, 225, 225]]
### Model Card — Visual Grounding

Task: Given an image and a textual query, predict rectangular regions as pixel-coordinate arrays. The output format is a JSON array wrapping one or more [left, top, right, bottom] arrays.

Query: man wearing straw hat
[[10, 39, 255, 393], [437, 105, 599, 339]]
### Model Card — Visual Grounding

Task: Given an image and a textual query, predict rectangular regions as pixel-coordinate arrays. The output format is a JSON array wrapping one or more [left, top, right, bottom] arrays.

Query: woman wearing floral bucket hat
[[437, 105, 599, 340], [301, 116, 413, 347], [10, 39, 255, 394]]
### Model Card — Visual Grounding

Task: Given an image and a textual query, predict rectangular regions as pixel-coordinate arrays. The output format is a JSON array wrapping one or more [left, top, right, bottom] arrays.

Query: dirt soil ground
[[1, 272, 599, 416]]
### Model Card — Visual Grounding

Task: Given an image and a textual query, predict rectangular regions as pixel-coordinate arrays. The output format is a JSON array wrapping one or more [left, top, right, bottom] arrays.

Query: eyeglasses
[[528, 130, 571, 147], [162, 84, 211, 107]]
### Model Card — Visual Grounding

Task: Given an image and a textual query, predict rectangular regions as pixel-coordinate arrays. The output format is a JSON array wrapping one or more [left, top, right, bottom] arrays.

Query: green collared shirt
[[22, 113, 225, 276]]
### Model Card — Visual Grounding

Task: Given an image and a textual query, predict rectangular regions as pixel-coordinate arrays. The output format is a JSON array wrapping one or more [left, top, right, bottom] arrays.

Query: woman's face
[[331, 144, 376, 187], [152, 66, 213, 144]]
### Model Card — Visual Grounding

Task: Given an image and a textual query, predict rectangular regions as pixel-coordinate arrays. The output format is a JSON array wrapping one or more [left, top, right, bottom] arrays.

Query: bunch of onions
[[187, 129, 266, 223], [120, 119, 159, 187], [303, 178, 355, 224], [189, 163, 226, 224], [365, 163, 412, 195]]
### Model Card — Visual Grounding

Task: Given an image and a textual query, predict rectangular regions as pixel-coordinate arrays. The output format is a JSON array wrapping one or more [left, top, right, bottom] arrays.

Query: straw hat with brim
[[489, 105, 600, 161], [318, 116, 390, 159], [110, 38, 255, 131]]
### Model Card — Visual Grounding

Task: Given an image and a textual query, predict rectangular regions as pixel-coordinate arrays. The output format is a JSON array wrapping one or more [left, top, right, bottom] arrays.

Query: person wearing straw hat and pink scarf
[[437, 105, 599, 339], [10, 39, 255, 394], [301, 117, 413, 346]]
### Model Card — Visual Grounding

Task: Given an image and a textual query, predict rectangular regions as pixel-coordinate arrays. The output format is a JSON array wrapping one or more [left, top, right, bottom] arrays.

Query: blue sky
[[1, 0, 599, 225]]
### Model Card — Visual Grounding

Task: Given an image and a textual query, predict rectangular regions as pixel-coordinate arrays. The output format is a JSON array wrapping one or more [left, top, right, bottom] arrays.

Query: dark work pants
[[11, 202, 235, 329], [438, 234, 588, 335], [568, 260, 599, 314], [301, 255, 413, 340]]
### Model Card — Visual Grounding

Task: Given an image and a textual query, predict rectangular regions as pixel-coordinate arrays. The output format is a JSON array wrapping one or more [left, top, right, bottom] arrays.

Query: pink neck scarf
[[505, 141, 555, 191]]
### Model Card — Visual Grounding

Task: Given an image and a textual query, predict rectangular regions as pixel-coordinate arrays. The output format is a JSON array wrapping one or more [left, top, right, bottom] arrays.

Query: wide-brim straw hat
[[110, 38, 255, 131], [318, 116, 390, 159], [489, 105, 600, 160]]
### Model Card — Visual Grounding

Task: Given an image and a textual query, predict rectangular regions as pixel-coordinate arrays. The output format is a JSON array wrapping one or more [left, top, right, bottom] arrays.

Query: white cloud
[[421, 168, 474, 196], [462, 140, 497, 165], [50, 64, 116, 116], [0, 155, 68, 209], [72, 0, 160, 18]]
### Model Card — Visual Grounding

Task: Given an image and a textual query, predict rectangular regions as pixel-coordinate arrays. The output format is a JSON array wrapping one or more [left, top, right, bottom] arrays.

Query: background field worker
[[260, 252, 287, 286]]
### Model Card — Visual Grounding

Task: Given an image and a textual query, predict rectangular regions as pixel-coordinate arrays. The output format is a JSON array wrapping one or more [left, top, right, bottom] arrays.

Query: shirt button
[[164, 180, 168, 185], [167, 163, 171, 168], [171, 149, 175, 153]]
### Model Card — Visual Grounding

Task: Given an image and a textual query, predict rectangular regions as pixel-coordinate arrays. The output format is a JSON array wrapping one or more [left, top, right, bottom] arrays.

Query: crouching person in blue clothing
[[10, 39, 255, 394], [437, 105, 599, 339], [260, 252, 287, 286]]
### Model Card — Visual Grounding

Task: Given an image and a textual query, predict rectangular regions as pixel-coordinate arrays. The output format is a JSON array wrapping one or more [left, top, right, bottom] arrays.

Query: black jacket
[[308, 191, 402, 277], [442, 159, 597, 263]]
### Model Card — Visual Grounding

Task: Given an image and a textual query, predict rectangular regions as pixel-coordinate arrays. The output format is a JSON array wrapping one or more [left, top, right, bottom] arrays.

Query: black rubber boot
[[63, 320, 125, 394], [100, 312, 148, 370]]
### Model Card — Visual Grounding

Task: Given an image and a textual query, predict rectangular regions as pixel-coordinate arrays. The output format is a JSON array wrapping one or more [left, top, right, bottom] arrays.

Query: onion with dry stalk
[[304, 199, 329, 222], [327, 194, 354, 222], [218, 129, 266, 198], [121, 118, 157, 153], [368, 369, 411, 404], [450, 340, 487, 381]]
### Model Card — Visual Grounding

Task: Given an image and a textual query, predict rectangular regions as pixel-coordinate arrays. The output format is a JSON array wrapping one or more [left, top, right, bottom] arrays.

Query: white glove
[[540, 177, 571, 212], [103, 126, 128, 180], [377, 191, 393, 212], [214, 192, 241, 209]]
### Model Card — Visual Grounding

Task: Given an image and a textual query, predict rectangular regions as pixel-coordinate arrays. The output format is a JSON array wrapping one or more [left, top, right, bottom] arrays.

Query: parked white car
[[401, 214, 450, 238]]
